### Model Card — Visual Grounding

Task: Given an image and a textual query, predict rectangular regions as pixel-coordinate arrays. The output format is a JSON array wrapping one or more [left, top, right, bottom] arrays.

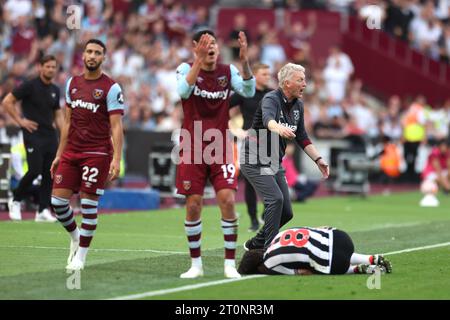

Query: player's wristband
[[314, 156, 322, 164], [243, 76, 254, 81]]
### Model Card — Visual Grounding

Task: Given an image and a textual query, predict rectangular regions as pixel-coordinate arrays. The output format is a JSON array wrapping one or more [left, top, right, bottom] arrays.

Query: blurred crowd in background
[[1, 0, 449, 184], [262, 0, 450, 63]]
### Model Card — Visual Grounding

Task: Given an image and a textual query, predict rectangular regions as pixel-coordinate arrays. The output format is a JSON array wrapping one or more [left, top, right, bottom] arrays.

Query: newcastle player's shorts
[[330, 229, 355, 275]]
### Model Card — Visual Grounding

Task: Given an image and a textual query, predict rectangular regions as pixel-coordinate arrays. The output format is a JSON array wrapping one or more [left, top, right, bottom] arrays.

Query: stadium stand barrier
[[342, 16, 450, 106]]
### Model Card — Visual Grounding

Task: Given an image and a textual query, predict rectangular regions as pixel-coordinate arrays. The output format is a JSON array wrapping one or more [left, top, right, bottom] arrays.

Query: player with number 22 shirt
[[50, 39, 125, 271]]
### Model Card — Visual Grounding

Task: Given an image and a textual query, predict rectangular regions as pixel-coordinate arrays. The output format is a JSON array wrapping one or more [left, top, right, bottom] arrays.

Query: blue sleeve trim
[[106, 83, 125, 113], [65, 77, 73, 104], [176, 63, 194, 99], [230, 64, 255, 98]]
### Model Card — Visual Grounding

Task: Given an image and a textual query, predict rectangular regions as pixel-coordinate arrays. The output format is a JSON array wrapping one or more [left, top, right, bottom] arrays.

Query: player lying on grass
[[238, 226, 392, 275]]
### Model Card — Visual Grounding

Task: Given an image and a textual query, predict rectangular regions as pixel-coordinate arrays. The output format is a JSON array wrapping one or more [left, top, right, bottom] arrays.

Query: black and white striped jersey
[[263, 227, 335, 275]]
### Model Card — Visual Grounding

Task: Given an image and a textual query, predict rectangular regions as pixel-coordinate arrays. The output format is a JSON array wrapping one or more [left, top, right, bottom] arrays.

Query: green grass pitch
[[0, 191, 449, 300]]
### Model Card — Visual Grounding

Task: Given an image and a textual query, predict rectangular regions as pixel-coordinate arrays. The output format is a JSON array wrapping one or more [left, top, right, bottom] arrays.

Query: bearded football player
[[50, 39, 125, 271]]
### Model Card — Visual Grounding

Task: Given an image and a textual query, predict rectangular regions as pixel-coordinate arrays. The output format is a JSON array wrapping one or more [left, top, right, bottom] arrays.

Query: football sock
[[79, 198, 98, 248], [52, 196, 77, 236], [76, 247, 89, 263], [185, 219, 202, 267], [350, 253, 372, 265], [221, 218, 238, 267], [346, 265, 357, 274]]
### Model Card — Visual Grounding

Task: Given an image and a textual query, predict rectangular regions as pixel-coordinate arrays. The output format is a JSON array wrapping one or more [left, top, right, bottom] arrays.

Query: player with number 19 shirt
[[176, 46, 255, 194], [175, 29, 255, 279]]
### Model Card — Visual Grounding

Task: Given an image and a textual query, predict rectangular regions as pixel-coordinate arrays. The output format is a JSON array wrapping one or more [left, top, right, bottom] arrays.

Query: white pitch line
[[108, 275, 266, 300], [382, 242, 450, 256], [109, 241, 450, 300], [0, 245, 185, 255]]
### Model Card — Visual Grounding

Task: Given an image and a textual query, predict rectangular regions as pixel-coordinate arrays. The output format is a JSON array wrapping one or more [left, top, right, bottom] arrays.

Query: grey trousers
[[240, 163, 294, 250]]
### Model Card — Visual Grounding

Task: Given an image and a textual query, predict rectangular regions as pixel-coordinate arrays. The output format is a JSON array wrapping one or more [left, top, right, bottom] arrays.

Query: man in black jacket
[[240, 63, 329, 251], [2, 55, 63, 222]]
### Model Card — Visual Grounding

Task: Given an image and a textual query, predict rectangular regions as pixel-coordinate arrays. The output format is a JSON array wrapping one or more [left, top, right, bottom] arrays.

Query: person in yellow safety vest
[[10, 141, 40, 206], [424, 106, 449, 146], [10, 141, 28, 182], [105, 149, 125, 188], [118, 156, 125, 187], [401, 97, 427, 182], [119, 157, 125, 178]]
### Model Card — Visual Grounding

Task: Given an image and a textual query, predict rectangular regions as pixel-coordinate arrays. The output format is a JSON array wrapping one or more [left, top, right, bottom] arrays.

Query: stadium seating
[[343, 16, 450, 105]]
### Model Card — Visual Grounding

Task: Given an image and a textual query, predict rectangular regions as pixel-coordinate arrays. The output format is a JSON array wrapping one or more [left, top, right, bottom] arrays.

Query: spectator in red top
[[138, 0, 162, 24], [112, 0, 132, 19], [285, 12, 317, 55], [421, 138, 450, 193], [11, 16, 36, 59]]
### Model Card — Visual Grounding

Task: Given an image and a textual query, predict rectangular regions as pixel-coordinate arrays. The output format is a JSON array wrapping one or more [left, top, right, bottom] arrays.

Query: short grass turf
[[0, 191, 449, 300]]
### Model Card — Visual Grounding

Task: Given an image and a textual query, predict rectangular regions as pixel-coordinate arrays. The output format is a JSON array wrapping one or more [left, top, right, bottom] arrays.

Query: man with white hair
[[240, 63, 329, 251]]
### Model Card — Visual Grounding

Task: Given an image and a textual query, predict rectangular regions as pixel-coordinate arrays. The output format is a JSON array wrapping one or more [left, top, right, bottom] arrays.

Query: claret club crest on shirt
[[55, 174, 63, 184], [92, 88, 104, 99], [217, 76, 228, 87]]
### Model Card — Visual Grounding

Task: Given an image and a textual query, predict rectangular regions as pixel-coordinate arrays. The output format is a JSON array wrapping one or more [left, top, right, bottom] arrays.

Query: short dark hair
[[237, 249, 265, 275], [192, 29, 216, 42], [40, 55, 57, 65], [84, 39, 107, 54]]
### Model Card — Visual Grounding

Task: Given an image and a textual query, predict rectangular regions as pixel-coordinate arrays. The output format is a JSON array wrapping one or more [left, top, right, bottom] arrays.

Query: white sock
[[350, 253, 372, 264], [224, 259, 236, 268], [221, 218, 238, 264], [191, 257, 202, 268], [70, 228, 80, 242], [346, 265, 358, 274], [76, 247, 89, 263]]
